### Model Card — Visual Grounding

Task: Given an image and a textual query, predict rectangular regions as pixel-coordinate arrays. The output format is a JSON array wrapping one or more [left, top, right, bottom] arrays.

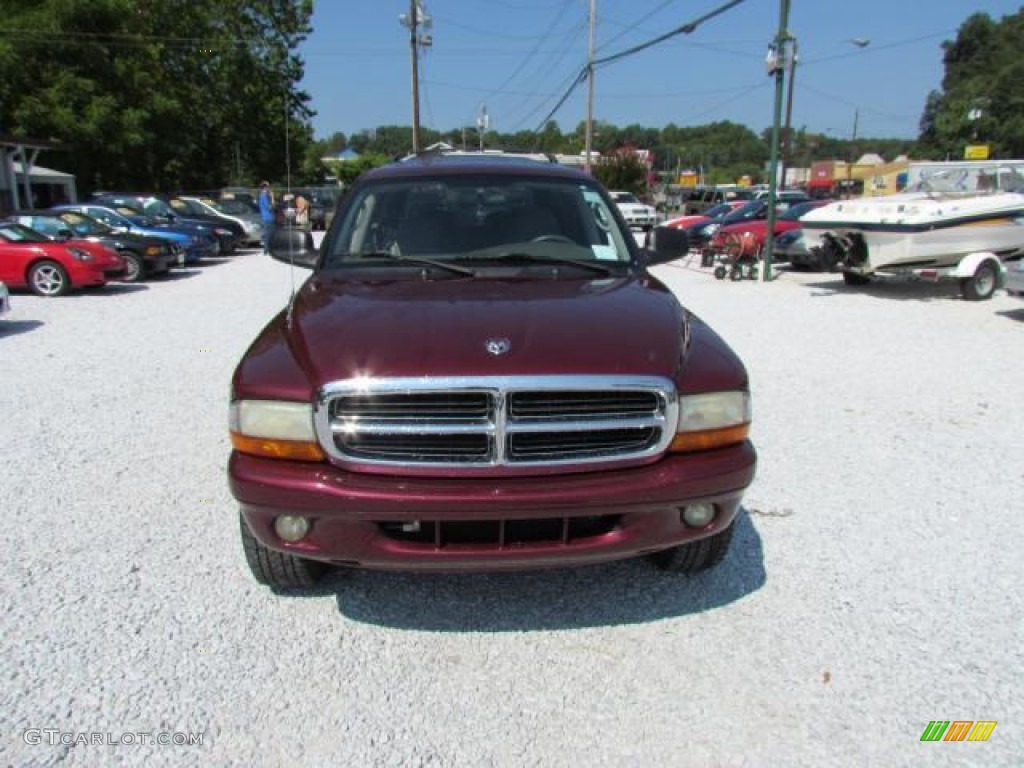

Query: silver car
[[179, 196, 263, 247], [1005, 257, 1024, 297]]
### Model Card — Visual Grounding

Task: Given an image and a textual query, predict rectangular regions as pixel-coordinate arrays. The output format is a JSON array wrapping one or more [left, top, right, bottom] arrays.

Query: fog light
[[274, 515, 310, 542], [681, 503, 715, 528]]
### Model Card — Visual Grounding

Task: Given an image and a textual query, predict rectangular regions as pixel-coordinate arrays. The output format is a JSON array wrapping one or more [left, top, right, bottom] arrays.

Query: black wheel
[[650, 522, 735, 574], [842, 271, 871, 286], [747, 265, 759, 281], [239, 514, 328, 589], [120, 251, 144, 283], [713, 265, 727, 280], [27, 260, 70, 297], [960, 259, 999, 301], [729, 265, 744, 281]]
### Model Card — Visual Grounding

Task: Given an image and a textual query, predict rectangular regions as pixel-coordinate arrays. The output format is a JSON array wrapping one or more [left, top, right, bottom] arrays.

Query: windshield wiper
[[344, 251, 475, 277], [462, 251, 615, 276]]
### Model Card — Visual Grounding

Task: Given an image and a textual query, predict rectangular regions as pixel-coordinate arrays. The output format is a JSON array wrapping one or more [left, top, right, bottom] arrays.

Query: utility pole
[[584, 0, 596, 173], [477, 104, 489, 151], [762, 0, 791, 282], [780, 37, 798, 191], [846, 108, 858, 199], [400, 1, 432, 154]]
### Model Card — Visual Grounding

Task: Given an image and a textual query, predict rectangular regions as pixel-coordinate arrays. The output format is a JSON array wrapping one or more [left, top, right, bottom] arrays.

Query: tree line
[[1, 5, 1019, 194]]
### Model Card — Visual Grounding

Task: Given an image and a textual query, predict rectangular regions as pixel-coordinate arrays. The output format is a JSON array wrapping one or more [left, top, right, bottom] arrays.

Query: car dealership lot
[[2, 251, 1023, 766]]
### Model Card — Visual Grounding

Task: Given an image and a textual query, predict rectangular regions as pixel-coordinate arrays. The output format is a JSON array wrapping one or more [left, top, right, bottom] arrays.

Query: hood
[[283, 273, 688, 384]]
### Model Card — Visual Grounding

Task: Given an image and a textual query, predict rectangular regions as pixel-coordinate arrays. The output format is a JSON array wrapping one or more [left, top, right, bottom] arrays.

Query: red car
[[709, 200, 828, 256], [660, 201, 747, 230], [0, 221, 126, 296]]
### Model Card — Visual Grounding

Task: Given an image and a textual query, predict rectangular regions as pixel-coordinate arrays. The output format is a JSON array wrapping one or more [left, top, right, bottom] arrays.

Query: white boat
[[800, 164, 1024, 275]]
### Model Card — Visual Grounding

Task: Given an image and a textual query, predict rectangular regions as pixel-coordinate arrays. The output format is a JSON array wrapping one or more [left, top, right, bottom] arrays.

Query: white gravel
[[1, 246, 1023, 767]]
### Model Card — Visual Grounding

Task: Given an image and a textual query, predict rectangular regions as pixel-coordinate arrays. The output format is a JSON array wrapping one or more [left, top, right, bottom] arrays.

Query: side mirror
[[642, 226, 689, 266], [55, 228, 73, 242], [270, 226, 319, 269]]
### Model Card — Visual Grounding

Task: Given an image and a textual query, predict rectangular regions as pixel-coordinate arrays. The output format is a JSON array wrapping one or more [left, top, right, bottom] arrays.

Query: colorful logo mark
[[920, 721, 997, 742]]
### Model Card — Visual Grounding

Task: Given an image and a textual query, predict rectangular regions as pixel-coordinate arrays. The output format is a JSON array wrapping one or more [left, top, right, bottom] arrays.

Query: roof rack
[[400, 147, 558, 164]]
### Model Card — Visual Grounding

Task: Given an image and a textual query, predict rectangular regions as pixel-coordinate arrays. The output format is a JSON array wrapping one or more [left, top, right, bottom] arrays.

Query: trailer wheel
[[713, 265, 727, 280], [960, 259, 999, 301], [729, 265, 744, 281]]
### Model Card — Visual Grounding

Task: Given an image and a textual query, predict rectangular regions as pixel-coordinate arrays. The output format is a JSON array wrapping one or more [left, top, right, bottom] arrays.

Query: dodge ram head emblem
[[485, 338, 511, 356]]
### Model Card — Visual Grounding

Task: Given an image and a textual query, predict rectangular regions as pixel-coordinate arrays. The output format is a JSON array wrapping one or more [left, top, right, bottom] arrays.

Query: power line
[[531, 0, 748, 133], [596, 0, 677, 53]]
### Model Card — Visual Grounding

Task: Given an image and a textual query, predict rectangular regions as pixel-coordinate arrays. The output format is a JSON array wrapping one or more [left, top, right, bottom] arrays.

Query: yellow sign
[[964, 145, 990, 160]]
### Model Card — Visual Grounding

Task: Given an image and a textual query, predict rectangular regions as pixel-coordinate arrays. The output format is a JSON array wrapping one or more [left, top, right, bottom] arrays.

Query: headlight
[[700, 223, 721, 236], [670, 391, 751, 453], [215, 228, 231, 236], [66, 246, 93, 261], [144, 245, 162, 256], [229, 400, 324, 461]]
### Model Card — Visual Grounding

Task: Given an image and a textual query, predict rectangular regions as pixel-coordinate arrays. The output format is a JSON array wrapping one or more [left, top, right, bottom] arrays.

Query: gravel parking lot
[[2, 248, 1023, 767]]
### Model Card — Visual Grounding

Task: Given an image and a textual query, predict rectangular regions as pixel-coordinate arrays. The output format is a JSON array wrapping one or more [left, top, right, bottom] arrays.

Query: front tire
[[120, 251, 144, 283], [650, 522, 735, 574], [28, 260, 70, 297], [239, 514, 329, 589], [960, 259, 999, 301]]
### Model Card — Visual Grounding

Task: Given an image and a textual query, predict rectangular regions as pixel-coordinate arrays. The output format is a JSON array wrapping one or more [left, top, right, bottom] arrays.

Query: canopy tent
[[1, 137, 74, 211]]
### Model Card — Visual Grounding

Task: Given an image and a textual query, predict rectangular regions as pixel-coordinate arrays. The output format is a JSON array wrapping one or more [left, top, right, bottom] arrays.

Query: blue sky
[[299, 0, 1021, 142]]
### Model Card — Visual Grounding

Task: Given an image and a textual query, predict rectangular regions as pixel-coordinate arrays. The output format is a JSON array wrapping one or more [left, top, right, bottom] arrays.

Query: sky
[[298, 0, 1023, 143]]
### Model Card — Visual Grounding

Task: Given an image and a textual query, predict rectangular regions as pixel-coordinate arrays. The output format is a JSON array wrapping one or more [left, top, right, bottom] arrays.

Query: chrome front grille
[[315, 376, 678, 473]]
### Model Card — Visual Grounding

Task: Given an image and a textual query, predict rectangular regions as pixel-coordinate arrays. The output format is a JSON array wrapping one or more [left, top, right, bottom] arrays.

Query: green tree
[[917, 9, 1024, 158], [591, 150, 648, 195], [0, 0, 314, 193]]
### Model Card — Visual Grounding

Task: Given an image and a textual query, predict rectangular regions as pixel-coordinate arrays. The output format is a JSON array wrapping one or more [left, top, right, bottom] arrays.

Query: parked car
[[229, 152, 756, 589], [708, 200, 829, 256], [0, 221, 125, 296], [658, 201, 748, 231], [684, 196, 810, 251], [1003, 256, 1024, 297], [7, 210, 174, 282], [681, 185, 753, 215], [92, 194, 243, 254], [609, 190, 657, 231], [0, 281, 10, 316], [52, 204, 215, 264], [291, 186, 340, 230], [176, 196, 262, 247]]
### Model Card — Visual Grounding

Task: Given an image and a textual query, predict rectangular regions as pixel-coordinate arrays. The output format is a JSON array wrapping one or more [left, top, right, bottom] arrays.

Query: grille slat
[[377, 515, 621, 547], [318, 377, 675, 469], [510, 391, 659, 420]]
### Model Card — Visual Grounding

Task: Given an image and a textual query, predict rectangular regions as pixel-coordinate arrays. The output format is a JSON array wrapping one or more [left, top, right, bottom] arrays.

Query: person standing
[[258, 181, 275, 254], [294, 193, 310, 232]]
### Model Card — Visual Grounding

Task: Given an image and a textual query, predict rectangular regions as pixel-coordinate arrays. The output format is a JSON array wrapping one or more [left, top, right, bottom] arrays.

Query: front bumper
[[230, 442, 757, 572]]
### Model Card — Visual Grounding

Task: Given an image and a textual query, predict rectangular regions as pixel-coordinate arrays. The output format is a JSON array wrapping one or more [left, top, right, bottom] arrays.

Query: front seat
[[396, 209, 457, 255]]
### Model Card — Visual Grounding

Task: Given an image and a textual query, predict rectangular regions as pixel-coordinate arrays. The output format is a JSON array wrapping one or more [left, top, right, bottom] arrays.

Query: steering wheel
[[530, 234, 574, 244]]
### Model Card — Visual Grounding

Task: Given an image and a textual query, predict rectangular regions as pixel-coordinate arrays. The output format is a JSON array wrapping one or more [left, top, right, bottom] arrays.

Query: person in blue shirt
[[258, 181, 275, 254]]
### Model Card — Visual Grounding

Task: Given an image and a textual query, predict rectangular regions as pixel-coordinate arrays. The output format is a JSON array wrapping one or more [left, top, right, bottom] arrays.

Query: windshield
[[908, 166, 1024, 195], [214, 199, 257, 216], [326, 175, 633, 268], [611, 192, 640, 205], [779, 201, 821, 221], [703, 203, 735, 219], [0, 223, 51, 243], [143, 198, 177, 218], [56, 211, 112, 236], [169, 198, 207, 216]]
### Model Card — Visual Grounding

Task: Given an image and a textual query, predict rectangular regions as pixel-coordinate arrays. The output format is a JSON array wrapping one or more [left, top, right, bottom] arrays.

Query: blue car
[[51, 204, 217, 265]]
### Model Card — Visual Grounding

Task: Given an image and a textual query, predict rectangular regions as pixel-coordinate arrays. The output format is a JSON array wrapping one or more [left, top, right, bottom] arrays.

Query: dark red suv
[[228, 153, 756, 589]]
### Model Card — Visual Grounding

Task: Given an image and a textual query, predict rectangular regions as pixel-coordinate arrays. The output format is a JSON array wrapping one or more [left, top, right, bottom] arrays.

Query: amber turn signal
[[669, 423, 750, 453], [230, 431, 325, 462]]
